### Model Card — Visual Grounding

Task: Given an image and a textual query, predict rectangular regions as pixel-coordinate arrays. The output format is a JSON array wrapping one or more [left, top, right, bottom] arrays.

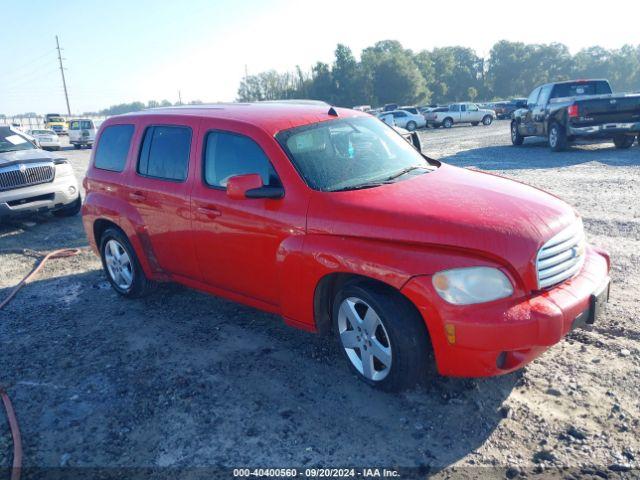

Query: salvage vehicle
[[0, 126, 81, 218], [425, 103, 495, 128], [82, 103, 611, 391], [377, 109, 426, 131], [68, 118, 97, 149], [511, 79, 640, 151], [44, 114, 68, 135], [27, 129, 62, 151]]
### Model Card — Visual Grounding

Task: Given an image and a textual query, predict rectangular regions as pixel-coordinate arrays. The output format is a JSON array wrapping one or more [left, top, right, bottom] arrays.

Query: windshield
[[48, 117, 65, 123], [32, 130, 53, 135], [0, 129, 36, 153], [275, 116, 434, 192]]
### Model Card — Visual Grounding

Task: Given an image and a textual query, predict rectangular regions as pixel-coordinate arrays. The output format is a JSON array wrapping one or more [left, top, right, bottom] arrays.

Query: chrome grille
[[536, 220, 585, 289], [0, 162, 55, 191]]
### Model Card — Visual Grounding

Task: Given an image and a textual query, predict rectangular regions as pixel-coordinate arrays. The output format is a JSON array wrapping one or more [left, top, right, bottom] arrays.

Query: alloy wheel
[[337, 297, 392, 381], [104, 239, 133, 290]]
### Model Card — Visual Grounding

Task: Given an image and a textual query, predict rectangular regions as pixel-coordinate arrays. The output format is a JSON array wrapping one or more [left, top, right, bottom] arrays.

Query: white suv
[[0, 126, 81, 219]]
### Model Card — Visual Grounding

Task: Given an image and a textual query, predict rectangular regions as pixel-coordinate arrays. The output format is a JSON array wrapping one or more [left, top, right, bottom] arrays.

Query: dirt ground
[[1, 124, 639, 479]]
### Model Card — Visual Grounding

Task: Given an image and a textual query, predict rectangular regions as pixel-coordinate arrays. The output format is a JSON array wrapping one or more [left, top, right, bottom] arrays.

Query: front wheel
[[613, 134, 635, 149], [332, 281, 431, 392], [511, 121, 524, 145], [482, 115, 493, 126], [405, 121, 417, 131], [100, 228, 156, 297], [442, 118, 453, 128], [548, 123, 568, 151]]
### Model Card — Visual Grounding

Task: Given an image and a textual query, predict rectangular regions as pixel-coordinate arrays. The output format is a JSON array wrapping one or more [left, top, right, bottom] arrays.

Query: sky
[[2, 0, 639, 115]]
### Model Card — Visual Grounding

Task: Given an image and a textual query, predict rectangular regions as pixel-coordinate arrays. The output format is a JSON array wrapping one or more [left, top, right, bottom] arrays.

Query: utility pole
[[55, 35, 71, 116], [178, 90, 183, 105]]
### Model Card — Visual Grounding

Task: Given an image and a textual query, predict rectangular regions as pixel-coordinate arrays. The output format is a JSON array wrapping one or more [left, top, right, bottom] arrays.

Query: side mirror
[[226, 173, 284, 200]]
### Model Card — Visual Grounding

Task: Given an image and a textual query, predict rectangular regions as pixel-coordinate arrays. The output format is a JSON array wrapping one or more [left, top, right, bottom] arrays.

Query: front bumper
[[401, 246, 610, 377], [569, 122, 640, 138], [0, 173, 79, 217]]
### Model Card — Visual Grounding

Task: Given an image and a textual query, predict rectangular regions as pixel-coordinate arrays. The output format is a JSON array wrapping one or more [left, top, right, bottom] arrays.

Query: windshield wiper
[[382, 165, 426, 182], [329, 182, 387, 192]]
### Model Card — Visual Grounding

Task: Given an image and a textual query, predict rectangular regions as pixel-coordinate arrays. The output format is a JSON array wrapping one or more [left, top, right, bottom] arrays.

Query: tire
[[482, 115, 493, 126], [52, 195, 81, 217], [471, 122, 479, 126], [511, 121, 524, 146], [99, 227, 156, 298], [405, 121, 417, 131], [548, 123, 568, 151], [442, 117, 453, 128], [613, 134, 635, 149], [637, 134, 640, 145], [332, 280, 431, 392]]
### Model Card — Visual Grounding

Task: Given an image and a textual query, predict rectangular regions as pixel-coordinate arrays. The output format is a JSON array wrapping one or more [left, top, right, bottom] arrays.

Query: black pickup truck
[[511, 79, 640, 151]]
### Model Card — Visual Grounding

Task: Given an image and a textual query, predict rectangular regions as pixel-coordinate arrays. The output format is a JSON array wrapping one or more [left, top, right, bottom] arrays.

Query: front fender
[[281, 234, 507, 331]]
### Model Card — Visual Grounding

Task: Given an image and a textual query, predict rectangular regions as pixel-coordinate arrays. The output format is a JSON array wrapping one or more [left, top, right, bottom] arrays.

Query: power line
[[55, 35, 71, 115]]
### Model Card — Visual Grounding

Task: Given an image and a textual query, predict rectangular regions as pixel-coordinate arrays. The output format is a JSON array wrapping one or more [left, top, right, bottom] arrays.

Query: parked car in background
[[425, 103, 495, 128], [352, 105, 372, 112], [44, 114, 68, 135], [82, 103, 610, 391], [27, 129, 62, 151], [400, 106, 420, 115], [378, 110, 426, 131], [511, 79, 640, 151], [68, 118, 97, 149], [0, 126, 81, 219]]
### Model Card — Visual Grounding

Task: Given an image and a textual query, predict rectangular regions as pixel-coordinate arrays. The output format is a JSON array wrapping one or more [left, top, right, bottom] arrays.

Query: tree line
[[237, 40, 640, 107]]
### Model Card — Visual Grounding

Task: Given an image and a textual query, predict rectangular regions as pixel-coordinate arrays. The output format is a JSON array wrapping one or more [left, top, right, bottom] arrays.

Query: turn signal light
[[444, 324, 456, 345]]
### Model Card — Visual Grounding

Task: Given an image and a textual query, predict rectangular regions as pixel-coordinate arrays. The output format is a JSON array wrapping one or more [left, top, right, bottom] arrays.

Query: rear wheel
[[443, 117, 453, 128], [99, 228, 156, 297], [482, 115, 493, 126], [332, 280, 431, 392], [613, 134, 635, 149], [548, 123, 567, 151], [406, 121, 417, 131], [511, 121, 524, 146]]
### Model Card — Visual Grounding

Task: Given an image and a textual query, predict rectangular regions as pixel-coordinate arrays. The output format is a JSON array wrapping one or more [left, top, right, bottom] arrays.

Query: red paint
[[82, 104, 610, 377]]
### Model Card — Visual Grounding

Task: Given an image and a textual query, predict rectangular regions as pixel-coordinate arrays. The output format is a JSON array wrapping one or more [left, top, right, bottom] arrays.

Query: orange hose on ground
[[0, 388, 22, 480], [1, 247, 83, 480]]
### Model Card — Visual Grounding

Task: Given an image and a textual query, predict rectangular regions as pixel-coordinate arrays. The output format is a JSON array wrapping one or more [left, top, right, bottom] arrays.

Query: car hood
[[0, 148, 61, 166], [307, 163, 576, 288]]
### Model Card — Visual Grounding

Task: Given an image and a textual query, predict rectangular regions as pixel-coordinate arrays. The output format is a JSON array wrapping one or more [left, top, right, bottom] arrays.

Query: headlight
[[432, 267, 513, 305]]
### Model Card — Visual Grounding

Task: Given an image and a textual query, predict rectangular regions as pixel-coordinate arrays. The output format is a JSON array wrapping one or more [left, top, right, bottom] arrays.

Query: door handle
[[129, 191, 146, 201], [197, 206, 221, 218]]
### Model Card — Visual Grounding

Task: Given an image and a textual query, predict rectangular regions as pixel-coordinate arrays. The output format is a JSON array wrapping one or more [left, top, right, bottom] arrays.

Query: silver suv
[[0, 126, 81, 219]]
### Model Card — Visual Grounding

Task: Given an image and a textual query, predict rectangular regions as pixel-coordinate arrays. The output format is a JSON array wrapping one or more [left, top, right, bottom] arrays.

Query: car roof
[[113, 102, 365, 136]]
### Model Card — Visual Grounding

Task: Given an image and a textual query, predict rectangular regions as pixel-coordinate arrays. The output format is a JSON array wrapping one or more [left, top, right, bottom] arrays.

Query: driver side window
[[527, 87, 541, 108], [203, 131, 281, 188]]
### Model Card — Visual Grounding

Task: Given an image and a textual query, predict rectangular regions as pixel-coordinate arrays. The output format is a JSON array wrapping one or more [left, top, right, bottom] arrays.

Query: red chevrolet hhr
[[82, 102, 610, 391]]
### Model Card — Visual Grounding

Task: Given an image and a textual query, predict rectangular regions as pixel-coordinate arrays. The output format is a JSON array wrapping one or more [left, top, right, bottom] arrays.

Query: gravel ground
[[1, 124, 639, 479]]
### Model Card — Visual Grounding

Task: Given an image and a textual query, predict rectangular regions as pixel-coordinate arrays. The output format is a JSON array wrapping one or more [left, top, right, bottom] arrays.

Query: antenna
[[55, 35, 71, 116]]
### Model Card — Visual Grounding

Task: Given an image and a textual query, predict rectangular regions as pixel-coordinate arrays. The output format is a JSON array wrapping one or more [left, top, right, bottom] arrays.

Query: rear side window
[[203, 131, 280, 188], [138, 126, 191, 181], [94, 124, 134, 172]]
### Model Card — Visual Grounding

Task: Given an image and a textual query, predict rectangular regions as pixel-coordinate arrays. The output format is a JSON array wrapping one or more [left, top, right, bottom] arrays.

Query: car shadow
[[1, 267, 518, 473], [0, 214, 88, 253], [442, 139, 640, 170]]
